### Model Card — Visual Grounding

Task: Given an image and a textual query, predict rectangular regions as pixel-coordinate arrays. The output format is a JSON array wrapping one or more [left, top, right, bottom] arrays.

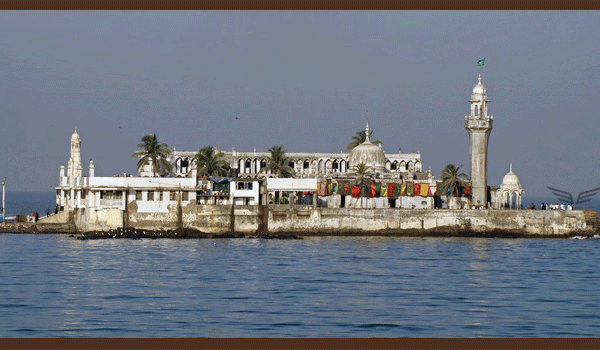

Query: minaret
[[465, 75, 493, 206], [67, 127, 82, 187]]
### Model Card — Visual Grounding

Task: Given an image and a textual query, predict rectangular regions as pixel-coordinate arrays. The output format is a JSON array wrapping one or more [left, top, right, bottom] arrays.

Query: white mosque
[[54, 75, 523, 212]]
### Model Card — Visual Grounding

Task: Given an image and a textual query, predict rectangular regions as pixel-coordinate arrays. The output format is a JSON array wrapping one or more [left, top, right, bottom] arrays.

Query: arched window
[[303, 160, 310, 169], [175, 158, 182, 173], [391, 161, 398, 170]]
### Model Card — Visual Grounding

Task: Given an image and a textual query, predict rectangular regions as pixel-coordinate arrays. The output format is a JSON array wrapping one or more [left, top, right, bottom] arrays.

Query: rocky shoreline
[[1, 221, 598, 239], [75, 227, 303, 240]]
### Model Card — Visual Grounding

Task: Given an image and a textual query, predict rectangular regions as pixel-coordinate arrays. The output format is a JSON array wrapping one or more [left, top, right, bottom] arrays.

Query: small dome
[[502, 164, 520, 186], [71, 127, 81, 142], [472, 74, 486, 95]]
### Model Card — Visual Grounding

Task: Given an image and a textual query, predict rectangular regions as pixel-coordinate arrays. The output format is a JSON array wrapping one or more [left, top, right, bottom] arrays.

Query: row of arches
[[387, 160, 421, 172], [173, 156, 422, 177]]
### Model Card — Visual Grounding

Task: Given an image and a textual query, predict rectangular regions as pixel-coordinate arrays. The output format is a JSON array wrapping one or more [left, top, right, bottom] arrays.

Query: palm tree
[[132, 134, 172, 177], [351, 162, 373, 186], [345, 130, 382, 151], [193, 146, 230, 177], [440, 164, 469, 208], [263, 145, 295, 205], [351, 162, 373, 208], [263, 145, 295, 178]]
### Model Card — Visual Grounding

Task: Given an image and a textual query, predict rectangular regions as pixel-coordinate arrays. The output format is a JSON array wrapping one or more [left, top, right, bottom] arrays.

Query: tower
[[465, 75, 493, 206], [67, 127, 82, 187]]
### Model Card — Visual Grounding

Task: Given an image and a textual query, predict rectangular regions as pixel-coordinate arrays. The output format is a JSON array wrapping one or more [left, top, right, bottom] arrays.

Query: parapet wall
[[64, 202, 594, 236]]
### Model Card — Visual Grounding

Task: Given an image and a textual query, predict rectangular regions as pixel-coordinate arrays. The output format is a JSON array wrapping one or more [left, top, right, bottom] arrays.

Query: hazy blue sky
[[1, 11, 599, 197]]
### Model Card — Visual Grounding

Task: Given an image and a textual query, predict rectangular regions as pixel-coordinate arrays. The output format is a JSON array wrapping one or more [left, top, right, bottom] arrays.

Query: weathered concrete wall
[[61, 202, 594, 237], [268, 208, 590, 236], [127, 201, 262, 234], [73, 208, 123, 232], [38, 210, 71, 224]]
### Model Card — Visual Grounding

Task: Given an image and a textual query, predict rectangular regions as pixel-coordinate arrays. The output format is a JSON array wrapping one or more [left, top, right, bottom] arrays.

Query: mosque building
[[164, 118, 424, 180], [54, 75, 523, 213]]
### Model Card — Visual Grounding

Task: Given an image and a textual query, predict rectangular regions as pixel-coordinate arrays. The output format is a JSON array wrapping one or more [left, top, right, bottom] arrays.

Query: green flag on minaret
[[477, 58, 485, 66]]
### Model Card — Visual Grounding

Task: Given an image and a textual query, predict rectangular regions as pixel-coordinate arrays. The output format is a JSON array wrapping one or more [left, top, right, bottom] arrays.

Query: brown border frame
[[1, 0, 600, 10]]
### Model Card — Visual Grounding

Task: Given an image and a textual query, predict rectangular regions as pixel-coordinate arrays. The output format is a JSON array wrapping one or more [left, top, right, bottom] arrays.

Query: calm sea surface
[[1, 192, 600, 337]]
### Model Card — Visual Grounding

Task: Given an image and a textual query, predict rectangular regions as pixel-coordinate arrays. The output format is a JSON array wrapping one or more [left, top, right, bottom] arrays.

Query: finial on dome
[[510, 163, 513, 172], [478, 74, 481, 84], [365, 110, 371, 143]]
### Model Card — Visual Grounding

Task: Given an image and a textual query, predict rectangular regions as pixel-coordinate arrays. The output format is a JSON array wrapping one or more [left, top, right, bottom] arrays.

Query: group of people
[[529, 203, 573, 210]]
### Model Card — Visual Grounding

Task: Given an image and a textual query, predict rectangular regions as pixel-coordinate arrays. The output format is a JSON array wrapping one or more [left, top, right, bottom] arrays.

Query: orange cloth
[[420, 183, 429, 197]]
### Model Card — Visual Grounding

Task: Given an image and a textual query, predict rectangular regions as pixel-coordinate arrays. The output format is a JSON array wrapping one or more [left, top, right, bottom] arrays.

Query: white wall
[[267, 178, 318, 191]]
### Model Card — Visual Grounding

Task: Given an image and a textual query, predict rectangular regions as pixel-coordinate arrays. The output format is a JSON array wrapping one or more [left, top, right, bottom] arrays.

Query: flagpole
[[483, 57, 486, 87]]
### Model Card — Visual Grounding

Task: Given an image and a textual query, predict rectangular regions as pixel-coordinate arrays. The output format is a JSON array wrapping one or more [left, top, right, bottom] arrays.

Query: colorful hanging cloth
[[394, 184, 406, 197], [351, 185, 361, 198], [464, 182, 471, 196], [407, 182, 414, 196], [420, 183, 429, 197], [400, 184, 406, 196], [388, 183, 396, 198], [381, 185, 388, 197], [369, 183, 376, 198], [413, 183, 420, 197], [436, 181, 444, 196], [361, 184, 368, 198]]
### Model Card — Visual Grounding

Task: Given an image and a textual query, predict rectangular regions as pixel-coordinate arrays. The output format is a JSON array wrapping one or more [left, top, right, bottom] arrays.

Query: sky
[[1, 11, 599, 197]]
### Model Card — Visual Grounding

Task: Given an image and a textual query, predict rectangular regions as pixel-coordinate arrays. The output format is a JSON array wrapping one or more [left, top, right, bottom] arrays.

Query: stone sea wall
[[8, 202, 596, 237]]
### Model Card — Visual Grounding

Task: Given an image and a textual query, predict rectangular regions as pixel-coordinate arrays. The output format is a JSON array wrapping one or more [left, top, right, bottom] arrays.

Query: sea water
[[1, 193, 600, 337]]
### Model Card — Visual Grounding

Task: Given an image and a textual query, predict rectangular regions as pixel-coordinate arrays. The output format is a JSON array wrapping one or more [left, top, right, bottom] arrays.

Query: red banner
[[387, 183, 395, 197]]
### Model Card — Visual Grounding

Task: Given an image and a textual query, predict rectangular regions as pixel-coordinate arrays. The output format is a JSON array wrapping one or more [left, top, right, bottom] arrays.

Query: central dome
[[348, 141, 386, 173], [347, 120, 386, 173]]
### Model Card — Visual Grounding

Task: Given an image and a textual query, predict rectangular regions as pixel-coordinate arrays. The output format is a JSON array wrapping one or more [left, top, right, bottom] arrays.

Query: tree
[[351, 162, 373, 186], [440, 164, 469, 208], [345, 130, 382, 151], [193, 146, 230, 177], [132, 134, 172, 177], [351, 162, 373, 208], [263, 145, 295, 178]]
